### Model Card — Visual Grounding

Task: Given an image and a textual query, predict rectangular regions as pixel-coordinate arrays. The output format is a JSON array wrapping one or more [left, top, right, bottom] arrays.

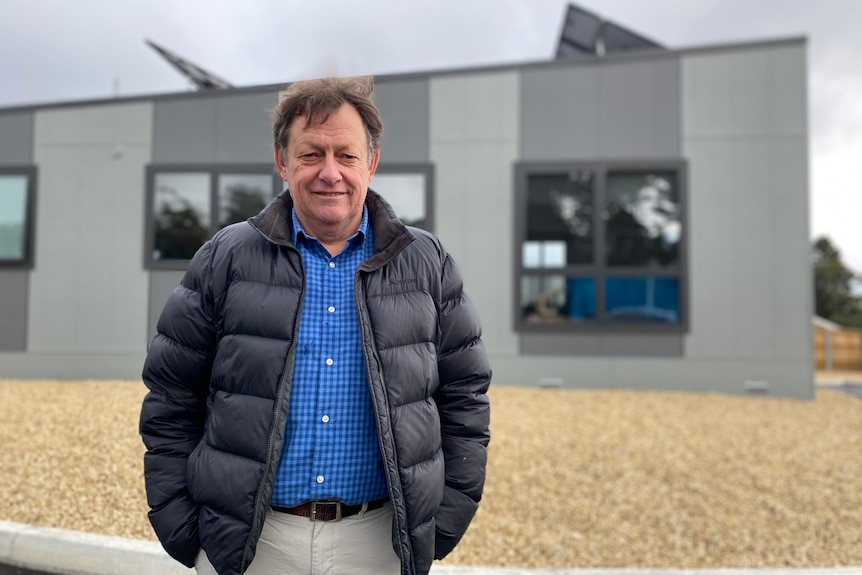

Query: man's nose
[[318, 155, 342, 185]]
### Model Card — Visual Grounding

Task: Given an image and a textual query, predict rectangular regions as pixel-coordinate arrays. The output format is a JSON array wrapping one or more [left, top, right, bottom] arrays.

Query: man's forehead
[[287, 106, 368, 147], [291, 124, 365, 143]]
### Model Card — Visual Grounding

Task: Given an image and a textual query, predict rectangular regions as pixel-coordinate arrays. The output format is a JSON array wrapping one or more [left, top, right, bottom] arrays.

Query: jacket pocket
[[186, 435, 206, 495]]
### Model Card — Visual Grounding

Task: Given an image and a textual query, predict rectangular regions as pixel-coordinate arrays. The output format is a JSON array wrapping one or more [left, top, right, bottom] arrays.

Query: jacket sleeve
[[433, 252, 492, 559], [139, 241, 217, 568]]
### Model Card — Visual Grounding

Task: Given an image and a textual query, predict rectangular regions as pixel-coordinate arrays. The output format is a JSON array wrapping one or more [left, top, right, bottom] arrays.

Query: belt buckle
[[309, 501, 341, 522]]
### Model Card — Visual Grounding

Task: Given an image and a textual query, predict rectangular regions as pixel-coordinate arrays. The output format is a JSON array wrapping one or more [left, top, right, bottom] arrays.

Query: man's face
[[275, 103, 379, 241]]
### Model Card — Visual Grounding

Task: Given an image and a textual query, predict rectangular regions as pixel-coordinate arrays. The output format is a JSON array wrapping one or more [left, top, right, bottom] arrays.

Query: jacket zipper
[[354, 270, 415, 575], [241, 243, 305, 572]]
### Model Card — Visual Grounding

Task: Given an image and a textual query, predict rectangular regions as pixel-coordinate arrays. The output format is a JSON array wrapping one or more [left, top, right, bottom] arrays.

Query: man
[[139, 76, 491, 575]]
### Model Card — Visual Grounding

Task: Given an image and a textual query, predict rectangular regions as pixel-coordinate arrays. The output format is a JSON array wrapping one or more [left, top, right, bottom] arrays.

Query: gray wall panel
[[490, 354, 812, 398], [0, 271, 28, 351], [154, 93, 278, 164], [521, 58, 680, 161], [683, 44, 807, 138], [30, 103, 152, 358], [682, 42, 812, 395], [0, 352, 146, 380], [522, 333, 682, 356], [148, 271, 186, 343], [486, 354, 613, 388], [0, 112, 33, 165], [152, 98, 217, 163], [430, 72, 520, 357], [215, 92, 278, 163], [375, 79, 429, 163], [598, 59, 680, 158], [683, 139, 737, 357], [520, 66, 600, 160]]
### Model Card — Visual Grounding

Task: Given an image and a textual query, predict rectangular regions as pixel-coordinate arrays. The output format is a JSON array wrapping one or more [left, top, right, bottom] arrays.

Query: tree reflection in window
[[153, 173, 209, 261], [218, 174, 272, 229], [526, 172, 593, 265], [516, 161, 686, 332], [605, 171, 681, 267]]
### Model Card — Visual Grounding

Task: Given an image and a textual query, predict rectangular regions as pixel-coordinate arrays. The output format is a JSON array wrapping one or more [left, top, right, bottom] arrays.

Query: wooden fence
[[814, 325, 862, 371]]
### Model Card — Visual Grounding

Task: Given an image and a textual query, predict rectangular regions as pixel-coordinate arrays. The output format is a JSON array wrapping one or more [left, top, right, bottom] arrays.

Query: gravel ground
[[0, 379, 860, 569]]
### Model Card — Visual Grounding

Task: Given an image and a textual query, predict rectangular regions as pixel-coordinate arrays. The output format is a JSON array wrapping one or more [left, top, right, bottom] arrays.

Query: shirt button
[[327, 306, 335, 313], [328, 262, 335, 268], [321, 415, 330, 423], [325, 358, 333, 366], [316, 475, 325, 484]]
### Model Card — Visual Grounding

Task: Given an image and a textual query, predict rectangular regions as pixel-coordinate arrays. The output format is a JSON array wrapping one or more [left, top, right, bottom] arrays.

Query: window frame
[[373, 163, 435, 232], [144, 164, 282, 270], [513, 160, 689, 334], [0, 166, 37, 269]]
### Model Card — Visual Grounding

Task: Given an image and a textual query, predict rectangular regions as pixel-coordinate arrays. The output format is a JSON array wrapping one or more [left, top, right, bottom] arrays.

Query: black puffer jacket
[[140, 190, 491, 575]]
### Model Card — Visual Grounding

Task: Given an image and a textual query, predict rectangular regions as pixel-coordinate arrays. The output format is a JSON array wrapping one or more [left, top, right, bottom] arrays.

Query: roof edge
[[0, 35, 807, 115]]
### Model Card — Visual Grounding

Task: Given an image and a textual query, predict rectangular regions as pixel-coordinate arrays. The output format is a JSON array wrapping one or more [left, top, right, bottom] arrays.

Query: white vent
[[538, 377, 564, 388], [744, 380, 770, 393]]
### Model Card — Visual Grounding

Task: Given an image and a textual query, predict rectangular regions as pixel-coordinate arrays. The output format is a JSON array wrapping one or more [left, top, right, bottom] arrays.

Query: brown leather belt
[[271, 498, 388, 522]]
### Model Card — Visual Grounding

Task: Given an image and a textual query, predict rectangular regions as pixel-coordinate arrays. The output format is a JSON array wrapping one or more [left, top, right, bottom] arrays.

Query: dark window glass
[[152, 173, 210, 261], [372, 173, 428, 230], [605, 171, 681, 267], [605, 277, 680, 324], [0, 175, 29, 261], [526, 172, 594, 265], [218, 173, 272, 228], [517, 162, 686, 333], [521, 275, 596, 324]]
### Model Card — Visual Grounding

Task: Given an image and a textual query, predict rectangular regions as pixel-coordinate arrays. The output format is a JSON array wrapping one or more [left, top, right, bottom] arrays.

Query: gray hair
[[272, 76, 383, 163]]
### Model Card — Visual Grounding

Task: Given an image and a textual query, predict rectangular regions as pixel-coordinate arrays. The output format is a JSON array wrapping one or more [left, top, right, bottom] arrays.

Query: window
[[371, 164, 434, 231], [145, 165, 281, 269], [0, 167, 37, 268], [515, 161, 687, 332]]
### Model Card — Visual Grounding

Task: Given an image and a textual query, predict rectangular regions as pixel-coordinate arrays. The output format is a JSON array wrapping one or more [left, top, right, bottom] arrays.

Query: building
[[0, 19, 812, 396]]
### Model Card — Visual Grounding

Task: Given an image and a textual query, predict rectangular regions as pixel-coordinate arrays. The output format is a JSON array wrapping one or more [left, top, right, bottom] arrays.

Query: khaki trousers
[[195, 503, 401, 575]]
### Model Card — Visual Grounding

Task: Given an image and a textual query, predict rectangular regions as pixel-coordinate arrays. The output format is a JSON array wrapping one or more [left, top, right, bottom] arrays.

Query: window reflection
[[521, 275, 596, 324], [605, 277, 680, 324], [526, 172, 593, 265], [0, 175, 28, 261], [218, 174, 272, 228], [522, 241, 566, 268], [153, 173, 210, 261], [605, 171, 680, 267], [517, 162, 686, 331], [371, 173, 427, 230]]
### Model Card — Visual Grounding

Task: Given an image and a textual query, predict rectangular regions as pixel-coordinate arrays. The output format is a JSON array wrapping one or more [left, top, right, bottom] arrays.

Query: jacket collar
[[248, 189, 414, 270]]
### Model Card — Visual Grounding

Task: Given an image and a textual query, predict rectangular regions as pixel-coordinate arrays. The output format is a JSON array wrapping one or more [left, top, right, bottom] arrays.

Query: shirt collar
[[291, 204, 369, 247]]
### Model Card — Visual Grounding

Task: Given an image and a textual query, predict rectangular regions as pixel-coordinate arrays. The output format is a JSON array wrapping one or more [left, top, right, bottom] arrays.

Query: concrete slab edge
[[1, 520, 860, 575], [0, 520, 191, 575]]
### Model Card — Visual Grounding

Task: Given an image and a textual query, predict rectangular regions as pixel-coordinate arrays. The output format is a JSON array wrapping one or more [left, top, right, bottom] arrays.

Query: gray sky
[[2, 0, 860, 272]]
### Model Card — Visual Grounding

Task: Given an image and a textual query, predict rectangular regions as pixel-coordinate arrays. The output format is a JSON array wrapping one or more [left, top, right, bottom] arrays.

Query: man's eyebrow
[[296, 138, 363, 151]]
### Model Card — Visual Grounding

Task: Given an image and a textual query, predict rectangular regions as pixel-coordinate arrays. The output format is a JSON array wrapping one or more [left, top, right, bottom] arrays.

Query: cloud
[[1, 0, 861, 268]]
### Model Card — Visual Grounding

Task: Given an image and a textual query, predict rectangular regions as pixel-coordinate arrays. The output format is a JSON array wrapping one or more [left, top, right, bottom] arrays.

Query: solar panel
[[146, 39, 234, 91], [555, 4, 664, 58]]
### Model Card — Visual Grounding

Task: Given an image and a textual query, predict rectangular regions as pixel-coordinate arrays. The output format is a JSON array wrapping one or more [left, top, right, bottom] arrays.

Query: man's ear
[[368, 149, 380, 178], [274, 145, 288, 180]]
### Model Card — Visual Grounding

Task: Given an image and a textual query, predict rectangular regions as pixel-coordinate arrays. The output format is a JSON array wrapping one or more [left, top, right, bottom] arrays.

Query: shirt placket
[[312, 254, 341, 497]]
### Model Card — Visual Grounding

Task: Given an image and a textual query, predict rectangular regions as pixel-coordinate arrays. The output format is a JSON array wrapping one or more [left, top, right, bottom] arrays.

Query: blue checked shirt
[[270, 206, 389, 507]]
